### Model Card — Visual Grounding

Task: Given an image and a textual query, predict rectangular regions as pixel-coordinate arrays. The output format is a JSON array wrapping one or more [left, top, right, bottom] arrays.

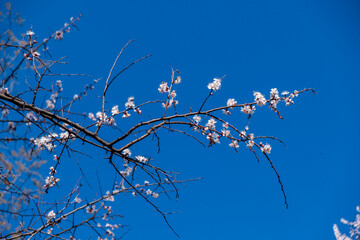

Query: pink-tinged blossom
[[227, 98, 237, 107], [223, 109, 231, 115], [229, 140, 239, 149], [55, 30, 64, 40], [122, 148, 131, 157], [144, 180, 149, 185], [46, 100, 55, 110], [222, 122, 229, 128], [221, 129, 230, 137], [96, 112, 107, 121], [207, 78, 221, 91], [158, 82, 169, 93], [281, 91, 289, 96], [125, 96, 135, 109], [106, 117, 116, 126], [0, 87, 9, 94], [246, 140, 255, 149], [284, 97, 294, 106], [73, 94, 79, 100], [49, 166, 56, 175], [33, 52, 40, 57], [152, 192, 159, 198], [193, 115, 201, 124], [270, 88, 279, 99], [135, 155, 148, 163], [122, 111, 131, 118], [111, 105, 119, 115], [44, 176, 59, 188], [261, 143, 272, 154], [174, 76, 181, 84], [73, 196, 82, 203], [146, 189, 152, 195], [134, 108, 142, 115], [86, 205, 96, 214], [241, 105, 255, 115], [206, 118, 217, 129], [170, 90, 177, 98], [253, 91, 267, 106], [206, 132, 220, 144]]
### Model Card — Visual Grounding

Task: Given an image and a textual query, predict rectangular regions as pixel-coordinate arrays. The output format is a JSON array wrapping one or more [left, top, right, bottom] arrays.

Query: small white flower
[[174, 76, 181, 84], [227, 98, 237, 107], [207, 78, 221, 91], [206, 118, 217, 129], [46, 100, 55, 110], [26, 30, 35, 36], [158, 82, 169, 93], [135, 155, 148, 163], [221, 129, 230, 137], [170, 90, 176, 98], [253, 91, 267, 106], [73, 94, 79, 100], [122, 111, 131, 118], [88, 112, 96, 121], [111, 105, 119, 115], [241, 105, 255, 115], [125, 96, 135, 108], [193, 115, 201, 124], [261, 143, 271, 154], [55, 30, 64, 40], [122, 148, 131, 157], [229, 140, 239, 149], [46, 210, 56, 221]]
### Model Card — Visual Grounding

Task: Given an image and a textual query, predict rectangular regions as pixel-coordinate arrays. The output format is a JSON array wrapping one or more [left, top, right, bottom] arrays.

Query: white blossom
[[241, 105, 255, 115], [122, 111, 131, 118], [88, 112, 96, 121], [135, 155, 148, 163], [227, 98, 237, 107], [26, 30, 35, 36], [229, 140, 239, 149], [122, 148, 131, 156], [125, 96, 135, 108], [55, 30, 64, 40], [193, 115, 201, 124], [158, 82, 169, 93], [111, 105, 119, 115], [46, 100, 55, 110], [253, 91, 266, 106], [261, 143, 271, 154], [207, 78, 221, 91], [174, 76, 181, 84], [46, 210, 56, 221], [206, 118, 217, 129]]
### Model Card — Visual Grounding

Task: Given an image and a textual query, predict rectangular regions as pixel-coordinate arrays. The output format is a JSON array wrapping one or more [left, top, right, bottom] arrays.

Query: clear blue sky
[[10, 0, 360, 239]]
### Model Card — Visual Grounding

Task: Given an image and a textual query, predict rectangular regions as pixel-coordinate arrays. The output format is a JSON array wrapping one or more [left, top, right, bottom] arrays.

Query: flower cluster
[[334, 205, 360, 240], [207, 78, 221, 91], [44, 167, 60, 188]]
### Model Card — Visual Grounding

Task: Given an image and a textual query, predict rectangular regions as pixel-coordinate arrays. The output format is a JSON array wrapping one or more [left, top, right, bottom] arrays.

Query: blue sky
[[9, 0, 360, 239]]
